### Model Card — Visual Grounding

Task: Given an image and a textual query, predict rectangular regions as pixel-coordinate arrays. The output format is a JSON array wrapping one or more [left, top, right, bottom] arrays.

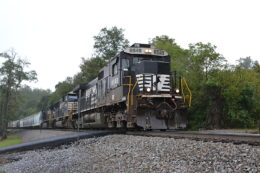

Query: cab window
[[122, 58, 129, 70], [112, 63, 118, 76]]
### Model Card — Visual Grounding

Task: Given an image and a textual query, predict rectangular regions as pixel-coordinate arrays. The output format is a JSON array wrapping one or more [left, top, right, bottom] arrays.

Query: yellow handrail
[[131, 75, 142, 105], [180, 78, 185, 103], [123, 76, 133, 112], [181, 77, 192, 107]]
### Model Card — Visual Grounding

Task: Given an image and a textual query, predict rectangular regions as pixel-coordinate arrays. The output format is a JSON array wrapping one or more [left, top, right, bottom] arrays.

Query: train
[[8, 43, 192, 130]]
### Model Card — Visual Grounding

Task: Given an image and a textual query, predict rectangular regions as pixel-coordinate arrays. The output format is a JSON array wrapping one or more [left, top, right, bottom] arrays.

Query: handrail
[[180, 78, 185, 104], [131, 75, 142, 105], [181, 77, 192, 107], [123, 76, 133, 112]]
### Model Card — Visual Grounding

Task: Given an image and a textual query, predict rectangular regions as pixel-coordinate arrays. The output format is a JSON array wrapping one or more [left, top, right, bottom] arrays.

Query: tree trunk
[[0, 88, 10, 140], [257, 119, 260, 134], [207, 105, 221, 129], [205, 85, 224, 129]]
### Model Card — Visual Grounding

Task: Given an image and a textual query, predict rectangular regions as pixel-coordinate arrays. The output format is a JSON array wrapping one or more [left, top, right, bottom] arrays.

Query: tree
[[188, 42, 226, 81], [0, 49, 37, 139], [186, 43, 226, 128], [46, 27, 129, 106], [253, 61, 260, 73], [93, 26, 129, 60], [47, 77, 75, 105], [11, 86, 51, 120], [152, 38, 228, 129], [220, 66, 260, 128], [151, 35, 189, 73], [237, 56, 259, 70], [75, 27, 129, 84], [79, 57, 107, 83]]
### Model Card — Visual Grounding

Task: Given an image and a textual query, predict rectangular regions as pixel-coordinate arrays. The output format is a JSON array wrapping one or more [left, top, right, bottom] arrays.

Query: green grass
[[0, 134, 22, 148]]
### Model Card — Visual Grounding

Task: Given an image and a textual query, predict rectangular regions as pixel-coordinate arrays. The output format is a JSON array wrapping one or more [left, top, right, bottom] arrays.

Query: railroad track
[[8, 128, 260, 146], [0, 130, 124, 154], [126, 130, 260, 146], [3, 129, 259, 155]]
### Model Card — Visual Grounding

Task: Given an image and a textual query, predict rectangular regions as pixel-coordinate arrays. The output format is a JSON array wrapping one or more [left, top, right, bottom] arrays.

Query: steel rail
[[126, 131, 260, 146]]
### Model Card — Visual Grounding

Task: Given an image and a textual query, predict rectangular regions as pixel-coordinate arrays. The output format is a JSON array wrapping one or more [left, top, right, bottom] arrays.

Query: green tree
[[93, 26, 129, 60], [237, 56, 256, 69], [220, 66, 260, 128], [79, 57, 107, 83], [0, 49, 37, 139], [237, 56, 260, 73], [151, 37, 227, 129], [47, 26, 130, 105], [47, 77, 74, 105], [151, 35, 189, 73], [12, 86, 51, 120], [75, 27, 129, 85], [188, 42, 226, 81], [187, 43, 226, 128]]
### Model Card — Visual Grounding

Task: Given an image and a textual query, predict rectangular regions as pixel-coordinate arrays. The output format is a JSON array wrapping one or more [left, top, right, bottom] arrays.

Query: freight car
[[7, 120, 20, 128], [8, 112, 43, 128], [8, 43, 192, 130]]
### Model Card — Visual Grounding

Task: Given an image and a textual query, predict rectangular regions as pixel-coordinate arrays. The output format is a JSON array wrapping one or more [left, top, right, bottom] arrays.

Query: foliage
[[93, 26, 129, 60], [0, 49, 37, 138], [46, 27, 128, 105], [237, 56, 259, 70], [188, 42, 226, 81], [47, 77, 74, 105], [3, 28, 259, 131], [79, 57, 107, 83], [220, 67, 260, 127], [151, 35, 189, 73], [12, 86, 51, 120], [47, 57, 107, 105], [152, 35, 260, 129]]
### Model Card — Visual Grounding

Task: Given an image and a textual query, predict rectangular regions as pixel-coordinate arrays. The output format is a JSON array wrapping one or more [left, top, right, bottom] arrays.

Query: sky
[[0, 0, 260, 91]]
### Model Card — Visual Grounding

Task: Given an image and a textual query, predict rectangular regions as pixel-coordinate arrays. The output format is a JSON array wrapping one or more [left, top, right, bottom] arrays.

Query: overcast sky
[[0, 0, 260, 91]]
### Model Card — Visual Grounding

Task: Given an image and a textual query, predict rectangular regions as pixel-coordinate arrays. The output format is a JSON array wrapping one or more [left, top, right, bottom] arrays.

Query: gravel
[[1, 135, 259, 173]]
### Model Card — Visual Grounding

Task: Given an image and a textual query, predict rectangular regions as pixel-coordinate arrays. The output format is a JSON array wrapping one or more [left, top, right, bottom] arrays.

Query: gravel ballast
[[1, 135, 259, 173]]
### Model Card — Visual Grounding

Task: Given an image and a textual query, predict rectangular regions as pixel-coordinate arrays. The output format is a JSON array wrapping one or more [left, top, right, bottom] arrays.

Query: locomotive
[[8, 43, 192, 130]]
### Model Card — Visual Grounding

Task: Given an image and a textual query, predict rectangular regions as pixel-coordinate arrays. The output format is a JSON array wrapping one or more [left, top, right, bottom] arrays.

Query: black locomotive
[[8, 43, 192, 130]]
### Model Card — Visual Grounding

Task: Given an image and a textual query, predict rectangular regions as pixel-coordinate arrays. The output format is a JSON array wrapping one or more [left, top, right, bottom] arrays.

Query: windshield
[[121, 58, 129, 70], [68, 95, 77, 101], [132, 55, 169, 64]]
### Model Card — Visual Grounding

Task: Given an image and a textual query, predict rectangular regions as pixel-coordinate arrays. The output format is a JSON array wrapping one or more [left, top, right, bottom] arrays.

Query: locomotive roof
[[73, 78, 97, 92], [130, 43, 155, 48], [124, 43, 168, 56]]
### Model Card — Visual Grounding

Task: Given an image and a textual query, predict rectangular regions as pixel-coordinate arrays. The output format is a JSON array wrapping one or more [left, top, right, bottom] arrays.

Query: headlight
[[175, 88, 180, 93], [144, 49, 152, 54], [146, 88, 151, 92]]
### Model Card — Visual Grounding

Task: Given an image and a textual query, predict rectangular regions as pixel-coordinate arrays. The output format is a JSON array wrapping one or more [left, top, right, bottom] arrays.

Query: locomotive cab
[[121, 43, 191, 129]]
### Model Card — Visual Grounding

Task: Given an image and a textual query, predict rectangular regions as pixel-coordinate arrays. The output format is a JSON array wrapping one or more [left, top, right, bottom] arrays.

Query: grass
[[242, 128, 259, 134], [0, 134, 22, 148]]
